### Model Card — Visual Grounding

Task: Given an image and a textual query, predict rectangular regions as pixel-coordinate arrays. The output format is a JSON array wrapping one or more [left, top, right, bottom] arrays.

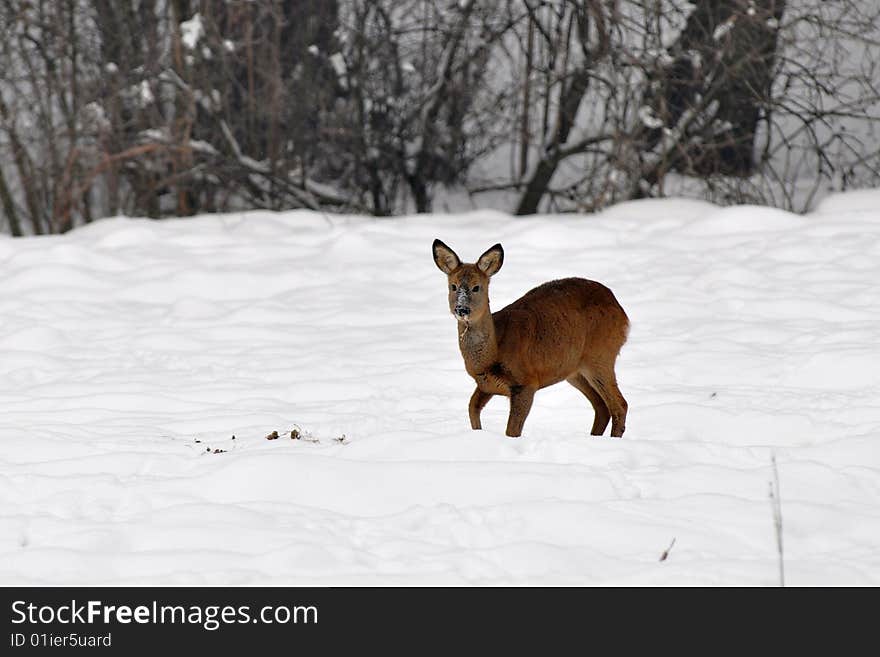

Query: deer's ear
[[476, 243, 504, 276], [432, 239, 461, 274]]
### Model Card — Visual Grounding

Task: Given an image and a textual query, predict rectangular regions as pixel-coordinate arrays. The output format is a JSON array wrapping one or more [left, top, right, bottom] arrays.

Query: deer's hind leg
[[582, 366, 627, 438], [567, 374, 611, 436]]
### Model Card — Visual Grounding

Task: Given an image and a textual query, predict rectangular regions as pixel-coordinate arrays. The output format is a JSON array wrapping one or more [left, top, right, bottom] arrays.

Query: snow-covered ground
[[1, 190, 879, 585]]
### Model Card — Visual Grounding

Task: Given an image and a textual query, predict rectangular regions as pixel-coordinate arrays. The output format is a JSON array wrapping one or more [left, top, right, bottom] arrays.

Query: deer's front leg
[[506, 386, 535, 437], [469, 388, 494, 430]]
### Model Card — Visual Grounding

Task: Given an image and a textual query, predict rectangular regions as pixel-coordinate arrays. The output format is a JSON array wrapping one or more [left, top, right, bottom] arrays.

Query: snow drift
[[1, 191, 878, 585]]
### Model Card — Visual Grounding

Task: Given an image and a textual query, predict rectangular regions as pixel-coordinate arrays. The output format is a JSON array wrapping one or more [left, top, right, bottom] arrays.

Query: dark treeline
[[1, 0, 878, 235]]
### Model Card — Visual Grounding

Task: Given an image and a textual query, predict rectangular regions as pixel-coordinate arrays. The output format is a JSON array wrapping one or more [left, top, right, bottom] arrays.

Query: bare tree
[[472, 0, 880, 214], [0, 0, 349, 234], [1, 0, 877, 234], [513, 0, 612, 215], [331, 0, 516, 214]]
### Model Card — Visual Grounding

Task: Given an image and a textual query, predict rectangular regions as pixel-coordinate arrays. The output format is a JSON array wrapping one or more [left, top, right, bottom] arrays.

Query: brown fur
[[433, 239, 629, 438]]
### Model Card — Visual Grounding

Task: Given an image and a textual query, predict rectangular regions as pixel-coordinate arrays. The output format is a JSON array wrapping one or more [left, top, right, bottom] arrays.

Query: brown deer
[[432, 239, 629, 438]]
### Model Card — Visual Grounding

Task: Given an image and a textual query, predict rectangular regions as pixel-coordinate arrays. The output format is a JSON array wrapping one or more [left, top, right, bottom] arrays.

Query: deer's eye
[[450, 284, 457, 291], [472, 285, 480, 292]]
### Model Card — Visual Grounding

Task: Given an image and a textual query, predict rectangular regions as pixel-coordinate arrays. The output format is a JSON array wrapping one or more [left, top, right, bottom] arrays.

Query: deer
[[432, 239, 629, 438]]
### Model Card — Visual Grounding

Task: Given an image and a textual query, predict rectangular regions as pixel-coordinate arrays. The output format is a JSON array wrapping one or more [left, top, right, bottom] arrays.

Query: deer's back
[[492, 278, 628, 387]]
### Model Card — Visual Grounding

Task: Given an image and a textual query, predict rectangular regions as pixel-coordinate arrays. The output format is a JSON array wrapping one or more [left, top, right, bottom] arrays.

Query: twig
[[659, 537, 676, 562], [769, 454, 785, 587]]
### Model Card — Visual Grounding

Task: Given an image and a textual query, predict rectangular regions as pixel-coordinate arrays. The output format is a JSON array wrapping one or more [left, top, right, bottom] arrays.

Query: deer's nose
[[455, 306, 470, 317]]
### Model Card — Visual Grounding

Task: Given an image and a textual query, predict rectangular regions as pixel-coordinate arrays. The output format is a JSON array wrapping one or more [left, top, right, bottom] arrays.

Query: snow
[[180, 13, 204, 51], [1, 190, 879, 585], [645, 48, 674, 68], [713, 18, 735, 41], [329, 52, 347, 78], [638, 105, 664, 129], [686, 48, 703, 70], [82, 102, 110, 131], [139, 80, 154, 104]]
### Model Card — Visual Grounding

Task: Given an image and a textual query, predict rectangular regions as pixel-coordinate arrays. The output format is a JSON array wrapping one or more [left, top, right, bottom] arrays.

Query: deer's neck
[[458, 311, 498, 376]]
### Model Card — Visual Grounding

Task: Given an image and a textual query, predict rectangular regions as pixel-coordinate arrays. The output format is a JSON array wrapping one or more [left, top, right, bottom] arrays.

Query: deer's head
[[432, 239, 504, 324]]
